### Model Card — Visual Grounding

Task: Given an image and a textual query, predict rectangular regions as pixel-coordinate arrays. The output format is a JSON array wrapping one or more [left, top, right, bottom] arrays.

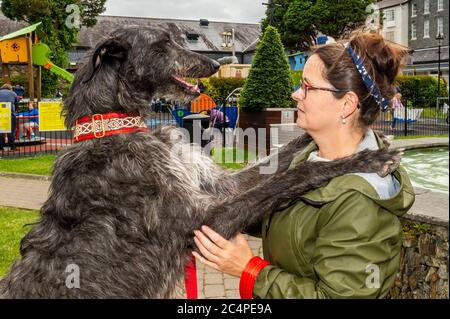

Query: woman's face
[[292, 54, 344, 134]]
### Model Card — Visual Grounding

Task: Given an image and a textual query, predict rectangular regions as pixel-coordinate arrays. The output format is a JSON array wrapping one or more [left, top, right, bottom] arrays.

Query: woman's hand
[[193, 225, 253, 277]]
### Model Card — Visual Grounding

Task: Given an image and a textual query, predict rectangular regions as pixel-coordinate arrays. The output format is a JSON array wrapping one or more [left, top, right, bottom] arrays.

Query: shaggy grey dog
[[0, 26, 401, 298]]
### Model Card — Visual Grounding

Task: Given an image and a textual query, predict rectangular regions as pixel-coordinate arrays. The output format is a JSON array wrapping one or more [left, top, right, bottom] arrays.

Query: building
[[0, 13, 261, 72], [403, 0, 449, 87], [377, 0, 410, 46]]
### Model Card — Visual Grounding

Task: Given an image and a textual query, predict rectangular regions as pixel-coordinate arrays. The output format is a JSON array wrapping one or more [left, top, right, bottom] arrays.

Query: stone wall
[[388, 214, 449, 299]]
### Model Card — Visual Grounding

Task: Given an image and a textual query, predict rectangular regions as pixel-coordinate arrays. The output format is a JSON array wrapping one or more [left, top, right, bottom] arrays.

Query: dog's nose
[[211, 60, 221, 71]]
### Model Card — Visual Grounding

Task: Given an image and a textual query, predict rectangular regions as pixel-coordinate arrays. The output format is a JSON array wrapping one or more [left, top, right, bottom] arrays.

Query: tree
[[261, 0, 375, 52], [313, 0, 375, 39], [1, 0, 106, 97], [240, 26, 294, 111], [261, 0, 291, 32], [282, 0, 316, 52]]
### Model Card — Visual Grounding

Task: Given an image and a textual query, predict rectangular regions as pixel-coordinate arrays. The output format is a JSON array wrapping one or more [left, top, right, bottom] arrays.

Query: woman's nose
[[292, 88, 302, 101]]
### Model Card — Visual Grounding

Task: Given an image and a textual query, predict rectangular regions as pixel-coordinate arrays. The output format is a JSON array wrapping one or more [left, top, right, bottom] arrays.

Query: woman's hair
[[313, 30, 411, 127]]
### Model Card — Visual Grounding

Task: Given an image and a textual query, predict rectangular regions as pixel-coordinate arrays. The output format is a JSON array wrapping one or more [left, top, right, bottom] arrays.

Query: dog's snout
[[211, 60, 220, 71]]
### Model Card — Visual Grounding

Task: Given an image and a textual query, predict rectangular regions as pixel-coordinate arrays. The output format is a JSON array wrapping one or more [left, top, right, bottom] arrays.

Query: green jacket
[[252, 133, 415, 299]]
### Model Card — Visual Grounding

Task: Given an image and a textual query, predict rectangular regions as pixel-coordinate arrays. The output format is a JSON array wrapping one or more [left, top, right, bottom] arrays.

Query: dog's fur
[[0, 26, 401, 298]]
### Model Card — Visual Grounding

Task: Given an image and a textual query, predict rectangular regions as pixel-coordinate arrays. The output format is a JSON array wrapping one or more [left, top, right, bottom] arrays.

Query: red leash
[[184, 253, 198, 299]]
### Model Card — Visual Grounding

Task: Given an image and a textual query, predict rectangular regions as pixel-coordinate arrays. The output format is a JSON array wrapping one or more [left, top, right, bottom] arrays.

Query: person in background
[[13, 83, 25, 99], [390, 91, 403, 131], [55, 88, 63, 98], [17, 101, 39, 139], [0, 84, 18, 150], [197, 79, 206, 94], [210, 107, 229, 129]]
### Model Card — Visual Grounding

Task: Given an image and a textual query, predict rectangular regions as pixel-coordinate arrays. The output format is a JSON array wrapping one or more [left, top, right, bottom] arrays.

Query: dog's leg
[[230, 133, 313, 182], [199, 147, 401, 240]]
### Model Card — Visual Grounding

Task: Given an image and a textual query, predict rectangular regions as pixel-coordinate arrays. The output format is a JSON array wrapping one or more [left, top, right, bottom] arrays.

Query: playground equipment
[[0, 22, 74, 101], [393, 107, 424, 123], [171, 88, 241, 131]]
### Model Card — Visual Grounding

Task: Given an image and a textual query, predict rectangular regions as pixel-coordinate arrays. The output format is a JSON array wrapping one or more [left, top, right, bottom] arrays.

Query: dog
[[0, 26, 401, 298]]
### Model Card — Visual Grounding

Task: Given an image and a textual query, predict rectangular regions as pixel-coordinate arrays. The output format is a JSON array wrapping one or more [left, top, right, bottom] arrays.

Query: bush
[[203, 77, 246, 104], [240, 26, 295, 111], [396, 75, 449, 108]]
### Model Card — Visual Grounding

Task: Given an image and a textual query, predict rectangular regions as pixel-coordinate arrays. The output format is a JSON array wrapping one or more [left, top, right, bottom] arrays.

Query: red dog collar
[[73, 112, 149, 142]]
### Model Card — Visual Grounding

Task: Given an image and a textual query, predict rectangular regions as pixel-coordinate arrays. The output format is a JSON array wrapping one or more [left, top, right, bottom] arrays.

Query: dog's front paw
[[360, 148, 403, 177]]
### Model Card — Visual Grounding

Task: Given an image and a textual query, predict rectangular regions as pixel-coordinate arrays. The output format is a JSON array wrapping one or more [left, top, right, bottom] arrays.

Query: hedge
[[202, 77, 246, 104], [396, 75, 449, 108]]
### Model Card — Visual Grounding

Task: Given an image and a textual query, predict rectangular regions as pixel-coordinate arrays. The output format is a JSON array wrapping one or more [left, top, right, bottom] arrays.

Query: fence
[[372, 98, 449, 137], [0, 101, 176, 159], [1, 97, 448, 159]]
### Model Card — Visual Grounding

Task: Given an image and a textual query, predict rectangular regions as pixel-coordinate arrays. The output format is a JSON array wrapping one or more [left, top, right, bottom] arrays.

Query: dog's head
[[64, 26, 220, 127]]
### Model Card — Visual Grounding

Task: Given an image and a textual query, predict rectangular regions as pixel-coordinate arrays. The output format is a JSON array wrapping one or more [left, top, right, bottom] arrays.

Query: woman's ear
[[342, 91, 359, 118], [83, 38, 131, 83]]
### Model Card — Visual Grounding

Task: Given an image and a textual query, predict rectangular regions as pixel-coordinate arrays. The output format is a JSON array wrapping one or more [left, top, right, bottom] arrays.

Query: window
[[437, 17, 444, 37], [411, 22, 417, 40], [438, 0, 444, 11], [385, 31, 395, 42], [385, 9, 395, 22], [411, 4, 417, 17], [424, 0, 430, 14], [424, 20, 430, 38], [221, 31, 232, 48]]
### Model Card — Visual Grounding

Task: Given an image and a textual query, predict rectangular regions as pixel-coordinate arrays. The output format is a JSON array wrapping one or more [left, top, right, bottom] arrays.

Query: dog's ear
[[83, 38, 131, 84]]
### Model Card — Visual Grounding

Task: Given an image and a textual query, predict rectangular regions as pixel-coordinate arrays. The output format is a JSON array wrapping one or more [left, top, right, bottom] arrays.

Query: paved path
[[0, 137, 448, 298]]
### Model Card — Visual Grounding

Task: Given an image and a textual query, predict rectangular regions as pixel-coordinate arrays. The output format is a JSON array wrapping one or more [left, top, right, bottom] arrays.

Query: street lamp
[[262, 0, 283, 25], [436, 33, 444, 98]]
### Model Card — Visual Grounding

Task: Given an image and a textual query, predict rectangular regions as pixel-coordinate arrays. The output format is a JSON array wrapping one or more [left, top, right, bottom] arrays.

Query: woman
[[193, 31, 415, 299], [390, 92, 403, 130]]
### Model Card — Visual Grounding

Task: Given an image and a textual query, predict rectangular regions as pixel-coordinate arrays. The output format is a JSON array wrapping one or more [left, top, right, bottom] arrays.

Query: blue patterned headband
[[343, 43, 389, 111]]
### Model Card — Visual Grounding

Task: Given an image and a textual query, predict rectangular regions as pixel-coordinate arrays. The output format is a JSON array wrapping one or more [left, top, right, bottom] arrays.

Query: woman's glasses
[[298, 80, 348, 100]]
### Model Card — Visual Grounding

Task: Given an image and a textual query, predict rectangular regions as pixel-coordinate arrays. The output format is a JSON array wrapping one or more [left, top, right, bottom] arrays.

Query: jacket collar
[[287, 131, 415, 216]]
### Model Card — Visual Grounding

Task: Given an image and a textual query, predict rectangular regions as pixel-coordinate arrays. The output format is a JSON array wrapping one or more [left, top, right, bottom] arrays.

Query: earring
[[341, 116, 346, 124]]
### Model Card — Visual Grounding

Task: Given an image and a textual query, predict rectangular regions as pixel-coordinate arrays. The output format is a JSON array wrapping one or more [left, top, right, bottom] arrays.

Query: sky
[[103, 0, 267, 23]]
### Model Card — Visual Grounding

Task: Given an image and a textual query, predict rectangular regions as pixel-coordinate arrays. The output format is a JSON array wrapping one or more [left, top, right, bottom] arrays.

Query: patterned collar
[[73, 113, 149, 142]]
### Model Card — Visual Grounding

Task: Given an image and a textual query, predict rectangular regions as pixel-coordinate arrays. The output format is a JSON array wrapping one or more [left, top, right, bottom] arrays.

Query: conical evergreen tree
[[240, 26, 294, 111]]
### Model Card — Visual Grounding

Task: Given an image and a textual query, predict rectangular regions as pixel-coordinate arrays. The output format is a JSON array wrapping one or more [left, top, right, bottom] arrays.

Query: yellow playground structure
[[0, 22, 74, 100]]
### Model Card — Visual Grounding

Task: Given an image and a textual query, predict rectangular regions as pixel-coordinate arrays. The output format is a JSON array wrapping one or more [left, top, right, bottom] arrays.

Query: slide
[[32, 43, 74, 83]]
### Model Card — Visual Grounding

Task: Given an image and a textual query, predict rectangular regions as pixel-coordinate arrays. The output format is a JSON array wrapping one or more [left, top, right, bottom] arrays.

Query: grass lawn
[[0, 207, 40, 277], [0, 155, 56, 176], [394, 134, 449, 140], [211, 147, 256, 170], [0, 149, 255, 174]]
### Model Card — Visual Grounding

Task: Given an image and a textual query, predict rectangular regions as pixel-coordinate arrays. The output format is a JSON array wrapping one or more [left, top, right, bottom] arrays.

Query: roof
[[0, 22, 42, 41], [76, 15, 262, 53], [376, 0, 409, 9], [411, 46, 449, 64], [0, 13, 29, 39], [0, 13, 261, 53]]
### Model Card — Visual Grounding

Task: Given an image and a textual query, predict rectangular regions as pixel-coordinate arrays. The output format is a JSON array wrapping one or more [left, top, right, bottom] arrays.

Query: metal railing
[[0, 102, 177, 159], [1, 98, 448, 159], [372, 98, 449, 137]]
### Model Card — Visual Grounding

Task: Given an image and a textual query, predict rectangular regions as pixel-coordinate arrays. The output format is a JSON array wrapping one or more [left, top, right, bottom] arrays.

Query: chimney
[[199, 19, 209, 27]]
